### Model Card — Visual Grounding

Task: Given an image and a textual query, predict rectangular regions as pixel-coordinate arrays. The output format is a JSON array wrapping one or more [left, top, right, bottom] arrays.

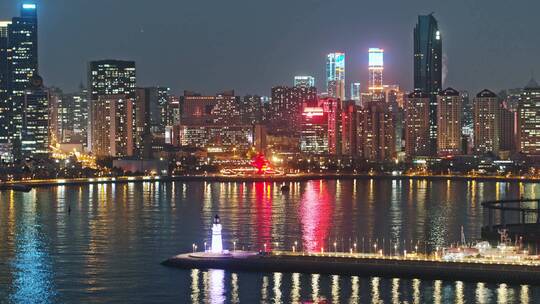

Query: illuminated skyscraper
[[414, 14, 442, 155], [405, 89, 430, 157], [473, 89, 500, 154], [22, 74, 49, 159], [351, 82, 361, 104], [341, 100, 360, 156], [437, 88, 462, 156], [0, 21, 10, 146], [269, 86, 317, 135], [212, 90, 241, 125], [326, 52, 345, 100], [319, 97, 341, 155], [300, 106, 328, 154], [88, 60, 136, 153], [518, 78, 540, 155], [90, 94, 134, 157], [6, 3, 39, 159], [294, 76, 315, 88], [368, 48, 384, 101], [359, 99, 395, 161]]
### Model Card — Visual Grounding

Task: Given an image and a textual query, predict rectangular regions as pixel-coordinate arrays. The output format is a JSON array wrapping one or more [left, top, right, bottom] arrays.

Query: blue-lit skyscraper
[[351, 82, 361, 104], [326, 52, 345, 101], [414, 14, 442, 155], [294, 76, 315, 88]]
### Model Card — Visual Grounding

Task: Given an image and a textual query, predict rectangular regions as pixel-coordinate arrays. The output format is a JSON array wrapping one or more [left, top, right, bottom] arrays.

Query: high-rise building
[[405, 89, 430, 157], [473, 89, 500, 154], [351, 83, 361, 104], [135, 87, 165, 158], [300, 107, 328, 154], [368, 48, 384, 101], [461, 91, 473, 136], [294, 76, 315, 88], [518, 78, 540, 155], [88, 60, 136, 152], [7, 3, 39, 159], [414, 14, 442, 155], [182, 91, 217, 125], [269, 86, 317, 135], [437, 88, 462, 156], [71, 86, 89, 144], [212, 90, 241, 125], [326, 52, 345, 100], [48, 87, 65, 144], [0, 21, 10, 145], [358, 98, 395, 161], [341, 100, 360, 156], [319, 97, 341, 155], [156, 87, 170, 133], [90, 94, 134, 157], [240, 95, 263, 125], [21, 74, 48, 158], [499, 101, 517, 153]]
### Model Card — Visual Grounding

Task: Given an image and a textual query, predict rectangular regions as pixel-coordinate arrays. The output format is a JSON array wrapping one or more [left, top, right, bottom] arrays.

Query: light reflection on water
[[0, 179, 539, 302], [184, 270, 534, 303]]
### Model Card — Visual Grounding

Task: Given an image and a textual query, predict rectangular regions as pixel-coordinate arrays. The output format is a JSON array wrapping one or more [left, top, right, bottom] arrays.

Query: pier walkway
[[163, 251, 540, 284]]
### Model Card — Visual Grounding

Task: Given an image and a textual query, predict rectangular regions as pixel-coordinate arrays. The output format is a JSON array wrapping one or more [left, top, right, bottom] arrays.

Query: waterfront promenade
[[4, 172, 540, 189]]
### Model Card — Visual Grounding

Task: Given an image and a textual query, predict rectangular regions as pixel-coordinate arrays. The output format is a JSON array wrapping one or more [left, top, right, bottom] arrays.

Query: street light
[[264, 243, 267, 252], [233, 241, 236, 252], [334, 242, 337, 254]]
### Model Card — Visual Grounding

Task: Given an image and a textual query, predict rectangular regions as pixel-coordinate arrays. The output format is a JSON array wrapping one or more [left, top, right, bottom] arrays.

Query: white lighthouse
[[211, 215, 223, 253]]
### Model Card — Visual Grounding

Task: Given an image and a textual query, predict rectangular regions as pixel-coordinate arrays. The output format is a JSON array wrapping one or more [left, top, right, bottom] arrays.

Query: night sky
[[1, 0, 539, 96]]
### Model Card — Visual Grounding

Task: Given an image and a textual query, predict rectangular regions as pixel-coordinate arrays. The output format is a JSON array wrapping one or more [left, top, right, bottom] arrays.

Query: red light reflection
[[254, 182, 272, 251], [299, 181, 333, 252]]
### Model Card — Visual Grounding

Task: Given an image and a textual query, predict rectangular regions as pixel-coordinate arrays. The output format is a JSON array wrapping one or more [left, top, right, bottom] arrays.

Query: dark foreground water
[[0, 179, 538, 303]]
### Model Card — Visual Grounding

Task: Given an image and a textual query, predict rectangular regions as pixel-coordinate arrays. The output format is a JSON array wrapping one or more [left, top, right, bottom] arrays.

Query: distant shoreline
[[2, 173, 540, 188]]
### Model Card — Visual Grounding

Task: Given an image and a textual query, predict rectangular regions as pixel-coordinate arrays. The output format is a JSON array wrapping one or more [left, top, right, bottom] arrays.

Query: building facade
[[368, 48, 384, 101], [414, 14, 442, 155], [405, 89, 430, 157], [326, 52, 345, 100], [300, 107, 328, 154], [294, 76, 315, 88], [269, 86, 317, 135], [518, 79, 540, 155], [21, 74, 48, 158], [473, 89, 500, 154], [90, 94, 134, 157], [437, 88, 462, 156], [88, 60, 136, 154]]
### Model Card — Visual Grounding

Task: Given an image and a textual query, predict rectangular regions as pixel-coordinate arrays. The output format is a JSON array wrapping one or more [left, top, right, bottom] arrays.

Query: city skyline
[[1, 1, 540, 96]]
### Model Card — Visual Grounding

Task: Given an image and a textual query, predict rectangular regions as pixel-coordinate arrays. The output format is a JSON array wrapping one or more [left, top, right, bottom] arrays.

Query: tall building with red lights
[[319, 97, 341, 155], [341, 100, 360, 156], [269, 86, 317, 135], [300, 107, 328, 154]]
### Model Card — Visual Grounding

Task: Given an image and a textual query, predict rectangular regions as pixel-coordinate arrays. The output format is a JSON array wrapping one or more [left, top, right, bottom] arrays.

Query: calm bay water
[[0, 179, 538, 303]]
